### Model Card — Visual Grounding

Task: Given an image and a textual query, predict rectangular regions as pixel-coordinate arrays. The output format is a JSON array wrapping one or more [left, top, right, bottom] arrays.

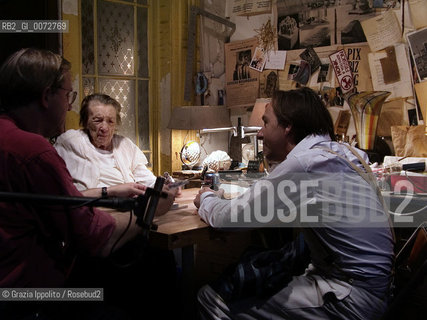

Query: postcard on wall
[[225, 37, 260, 107], [368, 43, 412, 100], [265, 50, 287, 70], [249, 47, 267, 72], [329, 49, 355, 94], [299, 46, 321, 73], [361, 9, 402, 52], [407, 27, 427, 82]]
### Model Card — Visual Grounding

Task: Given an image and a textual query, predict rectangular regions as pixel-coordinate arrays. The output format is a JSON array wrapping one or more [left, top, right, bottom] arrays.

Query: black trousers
[[1, 239, 179, 320]]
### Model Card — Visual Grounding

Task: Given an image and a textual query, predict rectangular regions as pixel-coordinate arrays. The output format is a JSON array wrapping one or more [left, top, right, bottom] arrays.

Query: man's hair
[[271, 87, 335, 144], [79, 93, 122, 128], [0, 48, 71, 112]]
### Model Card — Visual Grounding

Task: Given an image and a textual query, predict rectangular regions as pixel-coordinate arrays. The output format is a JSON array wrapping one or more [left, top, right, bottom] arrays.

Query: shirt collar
[[287, 134, 332, 159]]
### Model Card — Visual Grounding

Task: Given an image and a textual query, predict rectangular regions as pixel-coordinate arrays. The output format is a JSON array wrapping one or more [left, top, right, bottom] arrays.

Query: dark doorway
[[0, 0, 60, 64]]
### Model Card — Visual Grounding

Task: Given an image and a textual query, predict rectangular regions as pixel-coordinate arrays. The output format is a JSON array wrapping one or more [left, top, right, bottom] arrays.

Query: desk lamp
[[167, 105, 232, 169]]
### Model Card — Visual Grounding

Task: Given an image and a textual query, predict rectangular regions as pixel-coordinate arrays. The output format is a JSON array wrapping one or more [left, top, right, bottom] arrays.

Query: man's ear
[[283, 124, 292, 136], [40, 87, 51, 109]]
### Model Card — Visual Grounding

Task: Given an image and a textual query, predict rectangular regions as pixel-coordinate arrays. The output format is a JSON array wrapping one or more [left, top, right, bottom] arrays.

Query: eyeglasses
[[55, 87, 77, 105]]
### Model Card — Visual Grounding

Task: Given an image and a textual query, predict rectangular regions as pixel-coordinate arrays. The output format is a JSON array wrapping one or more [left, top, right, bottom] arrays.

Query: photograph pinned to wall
[[297, 7, 332, 48], [334, 110, 352, 136], [276, 1, 379, 51], [300, 46, 321, 73], [406, 27, 427, 82], [294, 60, 311, 86], [335, 1, 377, 45], [277, 14, 299, 50], [250, 46, 267, 72], [373, 0, 401, 8], [320, 86, 342, 107], [317, 63, 331, 83], [287, 63, 300, 80]]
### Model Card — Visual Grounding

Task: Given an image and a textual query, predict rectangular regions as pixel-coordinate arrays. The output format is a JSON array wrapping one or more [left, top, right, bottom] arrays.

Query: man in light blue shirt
[[194, 87, 394, 320]]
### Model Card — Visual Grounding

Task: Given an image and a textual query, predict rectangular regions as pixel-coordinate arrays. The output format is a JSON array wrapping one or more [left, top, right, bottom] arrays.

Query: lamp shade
[[167, 105, 232, 130], [249, 98, 271, 127]]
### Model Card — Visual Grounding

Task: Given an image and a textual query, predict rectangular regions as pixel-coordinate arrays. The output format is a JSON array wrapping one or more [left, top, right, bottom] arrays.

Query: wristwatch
[[101, 187, 108, 198]]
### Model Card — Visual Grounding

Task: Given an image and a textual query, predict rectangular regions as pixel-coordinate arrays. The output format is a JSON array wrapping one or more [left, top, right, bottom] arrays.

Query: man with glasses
[[56, 86, 78, 106], [0, 48, 175, 319]]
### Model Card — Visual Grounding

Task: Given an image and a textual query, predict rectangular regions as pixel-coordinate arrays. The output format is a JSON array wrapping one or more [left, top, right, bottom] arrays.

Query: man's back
[[0, 115, 115, 287]]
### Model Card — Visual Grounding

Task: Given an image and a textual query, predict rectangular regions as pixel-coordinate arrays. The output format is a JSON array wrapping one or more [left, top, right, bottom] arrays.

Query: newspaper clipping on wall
[[225, 37, 260, 107]]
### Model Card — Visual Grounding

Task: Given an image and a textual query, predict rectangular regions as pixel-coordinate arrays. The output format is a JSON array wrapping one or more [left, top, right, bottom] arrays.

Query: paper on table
[[367, 43, 412, 100], [361, 9, 402, 52]]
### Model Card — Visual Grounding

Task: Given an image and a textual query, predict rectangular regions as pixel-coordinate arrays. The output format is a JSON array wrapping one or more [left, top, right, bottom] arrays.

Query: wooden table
[[151, 188, 208, 249], [150, 188, 209, 319]]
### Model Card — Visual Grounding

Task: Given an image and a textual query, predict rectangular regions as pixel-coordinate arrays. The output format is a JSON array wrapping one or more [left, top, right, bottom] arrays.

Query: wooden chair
[[383, 222, 427, 320]]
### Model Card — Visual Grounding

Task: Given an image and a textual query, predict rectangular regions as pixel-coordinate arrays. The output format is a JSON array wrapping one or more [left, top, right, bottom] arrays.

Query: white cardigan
[[54, 129, 156, 191]]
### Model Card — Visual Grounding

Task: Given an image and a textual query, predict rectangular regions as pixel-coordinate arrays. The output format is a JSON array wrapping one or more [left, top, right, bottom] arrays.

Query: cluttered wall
[[192, 0, 427, 169]]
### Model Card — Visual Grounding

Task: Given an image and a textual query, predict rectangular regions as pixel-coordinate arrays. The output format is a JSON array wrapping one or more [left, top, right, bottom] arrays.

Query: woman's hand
[[105, 183, 146, 198], [155, 186, 176, 216]]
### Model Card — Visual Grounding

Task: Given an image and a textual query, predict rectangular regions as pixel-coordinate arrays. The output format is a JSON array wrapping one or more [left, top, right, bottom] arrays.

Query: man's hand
[[193, 187, 224, 208]]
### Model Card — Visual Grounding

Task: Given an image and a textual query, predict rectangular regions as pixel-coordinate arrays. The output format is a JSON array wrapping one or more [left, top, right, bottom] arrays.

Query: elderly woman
[[54, 93, 157, 195]]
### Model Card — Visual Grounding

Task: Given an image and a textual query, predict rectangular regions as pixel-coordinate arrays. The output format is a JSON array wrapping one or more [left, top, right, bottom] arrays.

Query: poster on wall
[[276, 0, 378, 50], [225, 37, 260, 107], [407, 27, 427, 82]]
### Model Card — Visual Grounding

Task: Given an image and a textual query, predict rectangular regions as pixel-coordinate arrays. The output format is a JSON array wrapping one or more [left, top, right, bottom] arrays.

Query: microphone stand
[[0, 176, 167, 243]]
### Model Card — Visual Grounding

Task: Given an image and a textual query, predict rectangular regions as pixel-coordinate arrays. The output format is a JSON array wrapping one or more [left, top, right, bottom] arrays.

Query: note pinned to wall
[[414, 82, 427, 122], [264, 50, 287, 70], [408, 0, 427, 29], [368, 43, 412, 100], [361, 9, 402, 52], [232, 0, 272, 16]]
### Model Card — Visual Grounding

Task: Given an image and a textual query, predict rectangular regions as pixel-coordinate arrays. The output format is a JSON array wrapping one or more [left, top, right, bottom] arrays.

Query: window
[[81, 0, 151, 164]]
